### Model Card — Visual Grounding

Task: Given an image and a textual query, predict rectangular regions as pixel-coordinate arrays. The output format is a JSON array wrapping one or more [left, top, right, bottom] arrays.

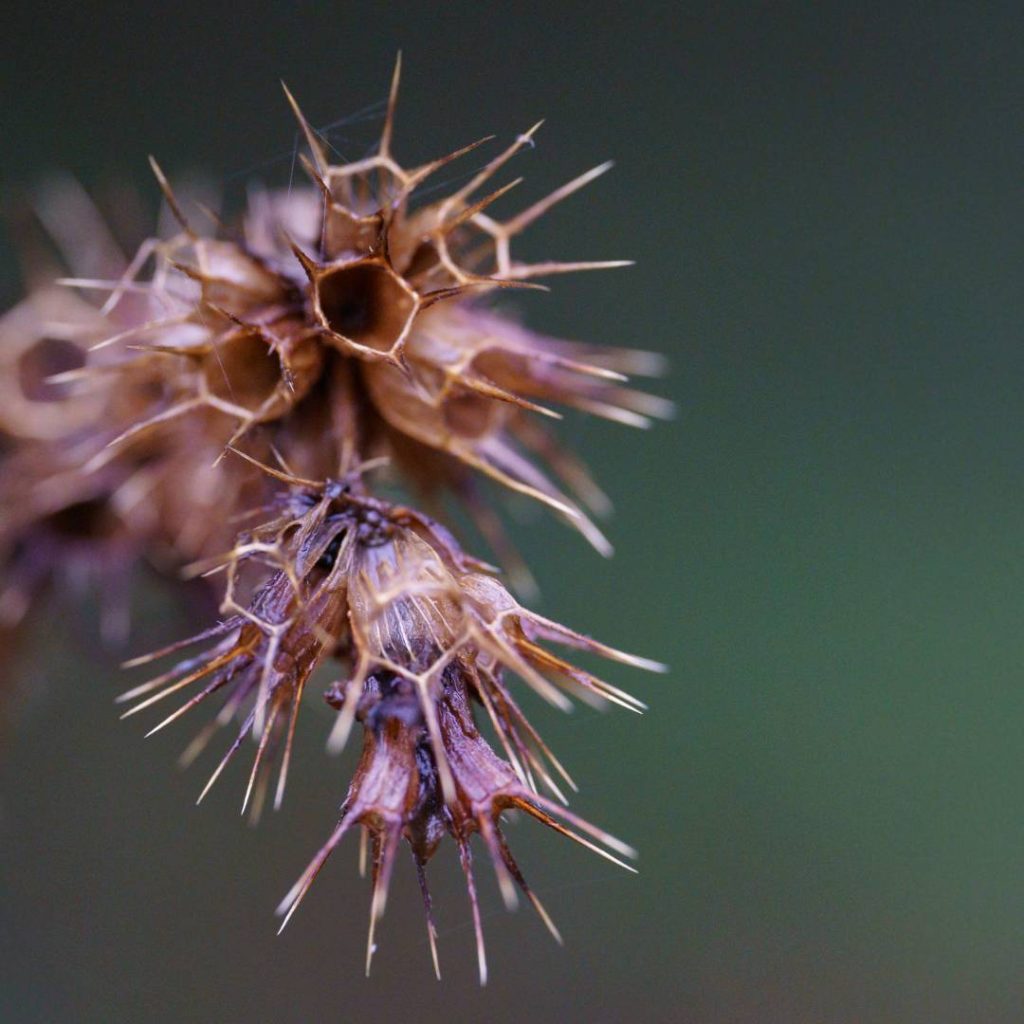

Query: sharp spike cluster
[[0, 57, 669, 981]]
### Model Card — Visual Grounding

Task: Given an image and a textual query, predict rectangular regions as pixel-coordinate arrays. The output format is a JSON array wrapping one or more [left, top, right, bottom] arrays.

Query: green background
[[3, 3, 1024, 1021]]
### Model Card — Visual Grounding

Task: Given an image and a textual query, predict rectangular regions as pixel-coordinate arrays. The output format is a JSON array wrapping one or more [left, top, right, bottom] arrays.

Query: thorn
[[506, 259, 635, 281], [414, 856, 441, 980], [286, 237, 319, 279], [457, 838, 488, 986], [506, 160, 615, 235], [148, 156, 194, 235], [401, 135, 496, 201], [297, 153, 331, 201], [225, 446, 320, 488], [281, 82, 329, 174], [379, 51, 402, 158], [437, 177, 524, 236]]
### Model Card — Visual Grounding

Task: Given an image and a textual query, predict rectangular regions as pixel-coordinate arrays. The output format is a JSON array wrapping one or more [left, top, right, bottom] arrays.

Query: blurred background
[[3, 3, 1024, 1021]]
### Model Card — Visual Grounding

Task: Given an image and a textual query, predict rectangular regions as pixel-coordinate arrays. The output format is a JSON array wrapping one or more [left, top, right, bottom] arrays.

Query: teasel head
[[118, 471, 663, 975], [121, 468, 659, 779], [0, 181, 273, 653], [0, 278, 139, 642], [53, 55, 669, 567]]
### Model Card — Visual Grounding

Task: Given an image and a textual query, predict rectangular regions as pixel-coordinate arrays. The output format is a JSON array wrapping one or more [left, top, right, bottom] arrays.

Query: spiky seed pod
[[1, 57, 670, 979], [119, 474, 659, 978], [279, 667, 639, 984], [119, 473, 659, 790], [57, 59, 669, 558]]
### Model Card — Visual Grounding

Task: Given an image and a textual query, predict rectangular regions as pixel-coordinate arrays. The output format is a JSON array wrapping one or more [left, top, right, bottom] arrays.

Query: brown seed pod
[[117, 472, 660, 979], [279, 667, 639, 983], [1, 56, 668, 980], [50, 56, 670, 559]]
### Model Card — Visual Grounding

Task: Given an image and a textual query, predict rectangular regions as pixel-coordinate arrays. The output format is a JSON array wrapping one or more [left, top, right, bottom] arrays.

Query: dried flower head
[[1, 57, 670, 981], [116, 472, 659, 978]]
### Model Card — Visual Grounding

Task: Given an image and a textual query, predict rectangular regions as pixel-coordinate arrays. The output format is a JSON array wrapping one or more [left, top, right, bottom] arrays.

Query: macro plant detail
[[0, 58, 669, 982]]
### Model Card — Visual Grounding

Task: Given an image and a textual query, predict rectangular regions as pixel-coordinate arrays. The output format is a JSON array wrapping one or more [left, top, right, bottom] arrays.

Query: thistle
[[0, 57, 670, 981]]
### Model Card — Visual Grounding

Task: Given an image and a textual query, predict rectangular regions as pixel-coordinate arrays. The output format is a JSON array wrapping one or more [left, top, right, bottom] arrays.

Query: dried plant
[[0, 57, 670, 981]]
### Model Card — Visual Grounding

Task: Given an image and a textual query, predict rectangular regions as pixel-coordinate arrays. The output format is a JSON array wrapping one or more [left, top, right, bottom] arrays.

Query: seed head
[[1, 57, 670, 979]]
